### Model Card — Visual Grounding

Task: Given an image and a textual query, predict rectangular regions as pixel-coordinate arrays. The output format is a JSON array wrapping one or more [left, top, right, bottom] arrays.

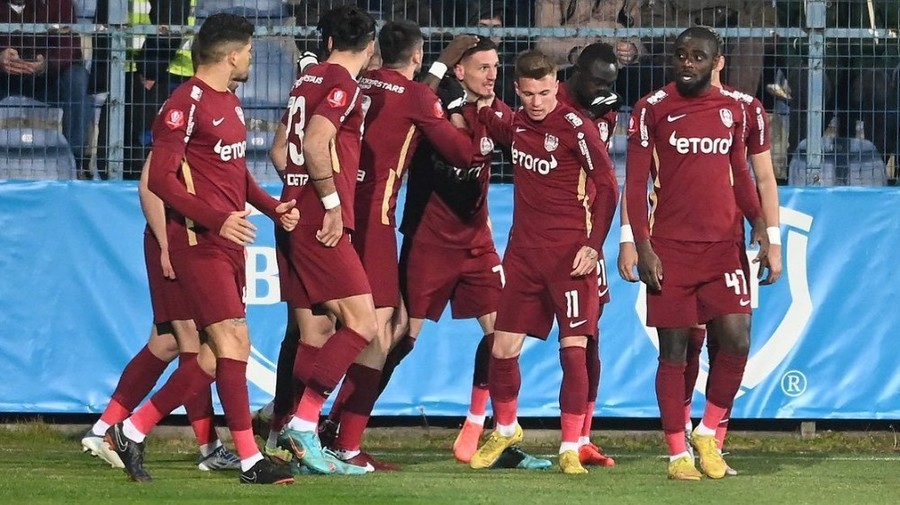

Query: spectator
[[535, 0, 666, 107], [0, 0, 92, 176], [776, 0, 900, 162], [466, 1, 517, 105]]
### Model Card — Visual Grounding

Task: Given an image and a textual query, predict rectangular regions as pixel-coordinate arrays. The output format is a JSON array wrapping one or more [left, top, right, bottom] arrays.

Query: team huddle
[[78, 6, 782, 485]]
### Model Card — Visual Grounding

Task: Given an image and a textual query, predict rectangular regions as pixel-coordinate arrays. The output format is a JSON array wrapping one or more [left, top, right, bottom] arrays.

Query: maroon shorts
[[400, 236, 502, 321], [275, 227, 307, 310], [495, 244, 600, 340], [597, 253, 611, 306], [646, 237, 752, 328], [144, 233, 192, 324], [169, 244, 246, 329], [284, 225, 371, 308], [353, 222, 400, 309]]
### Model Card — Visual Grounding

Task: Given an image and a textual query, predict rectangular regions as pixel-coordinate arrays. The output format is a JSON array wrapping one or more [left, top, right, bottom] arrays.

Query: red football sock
[[716, 410, 731, 450], [294, 389, 327, 424], [684, 326, 705, 408], [216, 358, 258, 460], [286, 341, 321, 428], [130, 355, 213, 436], [180, 353, 217, 446], [306, 327, 370, 398], [489, 355, 521, 426], [335, 363, 382, 452], [704, 350, 748, 428], [377, 335, 415, 395], [469, 386, 490, 417], [656, 358, 687, 456], [559, 347, 588, 444], [581, 400, 596, 438], [104, 344, 169, 423]]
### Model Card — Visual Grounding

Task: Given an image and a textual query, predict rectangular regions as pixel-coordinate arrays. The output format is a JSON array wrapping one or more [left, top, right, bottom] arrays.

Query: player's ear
[[715, 55, 725, 72], [453, 62, 465, 81]]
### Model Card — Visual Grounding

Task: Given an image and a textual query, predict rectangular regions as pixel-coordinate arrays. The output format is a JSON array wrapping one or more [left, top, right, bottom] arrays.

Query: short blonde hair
[[514, 50, 556, 81]]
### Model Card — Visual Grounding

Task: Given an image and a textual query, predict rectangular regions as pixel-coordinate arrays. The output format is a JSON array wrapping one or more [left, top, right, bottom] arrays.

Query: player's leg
[[704, 333, 737, 475], [331, 305, 400, 471], [578, 335, 616, 467], [557, 335, 590, 475], [83, 324, 177, 468], [657, 328, 702, 480], [452, 313, 495, 463], [470, 330, 527, 469], [682, 324, 706, 457], [692, 313, 749, 479]]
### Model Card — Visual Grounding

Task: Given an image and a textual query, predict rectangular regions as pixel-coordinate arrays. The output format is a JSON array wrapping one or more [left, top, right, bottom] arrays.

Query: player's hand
[[219, 208, 257, 246], [617, 241, 639, 282], [636, 241, 663, 291], [316, 207, 343, 247], [749, 218, 772, 283], [276, 199, 299, 232], [437, 76, 468, 115], [588, 88, 623, 119], [437, 34, 479, 66], [160, 247, 176, 280], [571, 246, 599, 277], [762, 243, 783, 285]]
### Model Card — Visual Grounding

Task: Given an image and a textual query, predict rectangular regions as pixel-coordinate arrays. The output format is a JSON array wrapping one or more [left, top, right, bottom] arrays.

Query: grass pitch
[[1, 423, 898, 505]]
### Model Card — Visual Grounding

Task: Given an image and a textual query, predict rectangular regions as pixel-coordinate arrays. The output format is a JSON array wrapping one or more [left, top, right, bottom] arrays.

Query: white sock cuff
[[559, 442, 580, 454], [122, 419, 146, 443], [496, 422, 517, 437], [466, 413, 486, 426]]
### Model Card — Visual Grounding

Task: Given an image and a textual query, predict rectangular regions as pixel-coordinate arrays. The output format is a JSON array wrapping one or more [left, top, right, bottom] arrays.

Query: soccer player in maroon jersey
[[82, 152, 239, 473], [316, 21, 480, 471], [618, 27, 784, 477], [624, 27, 769, 480], [380, 37, 511, 464], [104, 14, 299, 485], [274, 5, 379, 476], [555, 41, 622, 469], [469, 49, 619, 474]]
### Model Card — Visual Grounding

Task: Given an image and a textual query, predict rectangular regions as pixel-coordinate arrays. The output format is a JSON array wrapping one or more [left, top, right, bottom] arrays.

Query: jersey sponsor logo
[[359, 77, 405, 93], [235, 106, 246, 125], [544, 133, 559, 152], [598, 121, 609, 143], [515, 127, 527, 132], [639, 108, 649, 147], [214, 138, 247, 161], [184, 104, 197, 142], [285, 173, 308, 186], [564, 112, 583, 127], [666, 113, 687, 122], [165, 109, 185, 130], [668, 131, 733, 154], [432, 99, 445, 119], [190, 85, 203, 101], [646, 89, 667, 105], [577, 132, 595, 171], [480, 136, 494, 155], [512, 145, 558, 175], [720, 108, 734, 128], [327, 87, 348, 108], [636, 208, 814, 402], [627, 115, 636, 137]]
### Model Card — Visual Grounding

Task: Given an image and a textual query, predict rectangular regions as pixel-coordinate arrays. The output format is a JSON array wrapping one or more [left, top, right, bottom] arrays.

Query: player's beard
[[232, 71, 250, 83], [675, 71, 712, 97]]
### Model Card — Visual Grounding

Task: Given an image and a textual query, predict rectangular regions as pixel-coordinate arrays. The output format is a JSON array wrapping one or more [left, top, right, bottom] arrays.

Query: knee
[[346, 313, 378, 342], [491, 334, 523, 359]]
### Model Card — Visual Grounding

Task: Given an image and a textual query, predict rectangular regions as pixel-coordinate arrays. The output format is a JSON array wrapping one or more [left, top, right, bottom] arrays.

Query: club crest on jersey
[[720, 108, 734, 128], [235, 106, 245, 125], [544, 133, 559, 152], [480, 136, 494, 155], [165, 109, 185, 130], [598, 121, 610, 143], [327, 87, 348, 108]]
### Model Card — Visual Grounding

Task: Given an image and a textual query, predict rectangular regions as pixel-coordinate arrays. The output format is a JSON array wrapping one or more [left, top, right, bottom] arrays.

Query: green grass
[[1, 423, 899, 505]]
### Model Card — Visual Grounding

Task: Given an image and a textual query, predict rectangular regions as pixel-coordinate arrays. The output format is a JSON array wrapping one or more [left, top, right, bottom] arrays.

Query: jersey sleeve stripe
[[181, 158, 199, 246], [381, 124, 417, 226]]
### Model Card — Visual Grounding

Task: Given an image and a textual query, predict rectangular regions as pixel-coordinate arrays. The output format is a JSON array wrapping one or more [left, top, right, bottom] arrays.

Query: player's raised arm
[[419, 34, 479, 91], [414, 87, 478, 168], [476, 96, 513, 147]]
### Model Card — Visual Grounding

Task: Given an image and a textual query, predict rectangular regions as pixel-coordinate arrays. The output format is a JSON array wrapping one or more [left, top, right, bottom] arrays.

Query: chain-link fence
[[1, 0, 897, 185]]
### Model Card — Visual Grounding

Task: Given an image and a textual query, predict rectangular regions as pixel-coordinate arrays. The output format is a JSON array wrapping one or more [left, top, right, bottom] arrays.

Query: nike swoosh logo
[[213, 117, 225, 126], [569, 320, 587, 328], [364, 462, 375, 472], [667, 114, 687, 122], [515, 127, 527, 132], [739, 298, 751, 307], [598, 287, 609, 297]]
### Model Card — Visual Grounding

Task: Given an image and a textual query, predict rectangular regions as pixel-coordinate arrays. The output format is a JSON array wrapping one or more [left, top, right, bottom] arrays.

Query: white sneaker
[[197, 446, 242, 471], [81, 430, 124, 468]]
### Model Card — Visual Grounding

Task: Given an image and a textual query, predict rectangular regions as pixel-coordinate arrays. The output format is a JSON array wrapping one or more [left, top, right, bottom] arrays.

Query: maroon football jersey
[[722, 84, 769, 156], [281, 62, 367, 231], [406, 99, 514, 250], [356, 68, 475, 230], [478, 101, 619, 251], [150, 77, 258, 252], [625, 83, 762, 243]]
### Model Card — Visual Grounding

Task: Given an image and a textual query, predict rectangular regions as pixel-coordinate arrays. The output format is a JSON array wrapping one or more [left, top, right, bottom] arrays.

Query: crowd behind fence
[[0, 0, 898, 186]]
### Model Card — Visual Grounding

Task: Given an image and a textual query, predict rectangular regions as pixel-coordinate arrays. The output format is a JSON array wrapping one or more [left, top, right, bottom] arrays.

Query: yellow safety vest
[[127, 0, 195, 77]]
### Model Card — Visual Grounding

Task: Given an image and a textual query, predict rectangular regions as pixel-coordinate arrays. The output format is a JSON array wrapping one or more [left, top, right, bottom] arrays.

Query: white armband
[[428, 61, 448, 80], [321, 192, 340, 210], [766, 226, 781, 246], [620, 224, 634, 244]]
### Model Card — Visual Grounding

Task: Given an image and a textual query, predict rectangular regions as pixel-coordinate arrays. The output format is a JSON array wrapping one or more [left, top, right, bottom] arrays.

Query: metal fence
[[1, 0, 898, 185]]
